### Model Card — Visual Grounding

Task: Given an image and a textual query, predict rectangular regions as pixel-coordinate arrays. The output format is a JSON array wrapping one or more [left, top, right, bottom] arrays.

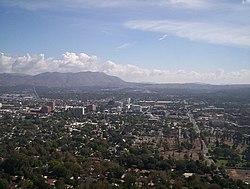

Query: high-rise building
[[127, 98, 131, 105], [41, 105, 51, 113], [46, 101, 55, 111], [86, 104, 97, 112], [126, 98, 131, 110], [72, 106, 85, 117]]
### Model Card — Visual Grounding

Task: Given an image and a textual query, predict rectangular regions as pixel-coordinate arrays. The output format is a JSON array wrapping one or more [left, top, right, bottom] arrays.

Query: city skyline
[[0, 0, 250, 84]]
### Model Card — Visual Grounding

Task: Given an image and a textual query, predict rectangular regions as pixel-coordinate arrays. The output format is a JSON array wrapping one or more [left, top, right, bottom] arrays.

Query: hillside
[[0, 72, 127, 88]]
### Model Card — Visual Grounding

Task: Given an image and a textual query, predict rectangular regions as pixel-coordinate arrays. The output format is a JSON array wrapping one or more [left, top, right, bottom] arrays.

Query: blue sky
[[0, 0, 250, 84]]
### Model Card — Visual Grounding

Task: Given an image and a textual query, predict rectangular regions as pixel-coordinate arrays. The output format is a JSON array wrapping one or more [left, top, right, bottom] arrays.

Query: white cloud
[[0, 0, 209, 10], [158, 34, 168, 41], [116, 43, 132, 50], [0, 52, 100, 75], [125, 19, 250, 47], [1, 52, 250, 84], [12, 54, 49, 74], [0, 53, 13, 73], [158, 0, 209, 8], [89, 0, 209, 9], [242, 0, 250, 4], [58, 52, 99, 72]]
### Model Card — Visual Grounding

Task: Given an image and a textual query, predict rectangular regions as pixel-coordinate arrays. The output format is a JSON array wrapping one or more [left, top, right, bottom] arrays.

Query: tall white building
[[126, 98, 131, 109]]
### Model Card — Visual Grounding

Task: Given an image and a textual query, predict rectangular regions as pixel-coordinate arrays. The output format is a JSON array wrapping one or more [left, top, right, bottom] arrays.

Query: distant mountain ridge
[[0, 72, 250, 91], [0, 72, 127, 88]]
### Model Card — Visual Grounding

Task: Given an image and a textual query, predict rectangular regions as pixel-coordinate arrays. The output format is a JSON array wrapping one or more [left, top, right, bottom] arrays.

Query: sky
[[0, 0, 250, 84]]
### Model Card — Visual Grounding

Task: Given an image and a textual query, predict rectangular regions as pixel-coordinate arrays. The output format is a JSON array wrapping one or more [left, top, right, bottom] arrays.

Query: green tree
[[55, 178, 66, 189], [20, 179, 33, 189], [33, 176, 48, 189], [53, 164, 69, 178], [0, 178, 9, 189]]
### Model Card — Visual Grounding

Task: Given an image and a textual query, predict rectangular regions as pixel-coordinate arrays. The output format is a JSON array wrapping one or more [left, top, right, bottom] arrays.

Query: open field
[[215, 159, 228, 167], [226, 169, 250, 183], [162, 138, 201, 161]]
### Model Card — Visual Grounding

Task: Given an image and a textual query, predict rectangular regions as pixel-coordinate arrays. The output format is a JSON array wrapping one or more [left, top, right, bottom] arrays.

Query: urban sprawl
[[0, 88, 250, 189]]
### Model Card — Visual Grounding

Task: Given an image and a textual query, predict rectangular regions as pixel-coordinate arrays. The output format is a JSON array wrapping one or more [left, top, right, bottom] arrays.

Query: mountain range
[[0, 72, 250, 91], [0, 72, 127, 88]]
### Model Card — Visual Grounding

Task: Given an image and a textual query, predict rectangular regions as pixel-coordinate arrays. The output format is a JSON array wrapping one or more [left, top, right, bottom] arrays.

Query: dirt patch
[[226, 169, 250, 183]]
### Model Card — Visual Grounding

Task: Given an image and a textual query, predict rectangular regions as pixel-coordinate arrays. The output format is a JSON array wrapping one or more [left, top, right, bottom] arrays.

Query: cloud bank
[[0, 0, 211, 10], [125, 20, 250, 47], [1, 52, 250, 84]]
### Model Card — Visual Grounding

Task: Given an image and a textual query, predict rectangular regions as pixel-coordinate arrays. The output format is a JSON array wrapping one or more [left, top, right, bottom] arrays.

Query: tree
[[52, 164, 69, 178], [106, 163, 125, 180], [20, 179, 33, 189], [1, 158, 18, 175], [124, 172, 137, 188], [33, 176, 48, 189], [0, 178, 9, 189], [175, 160, 186, 172], [55, 178, 66, 189], [208, 184, 221, 189]]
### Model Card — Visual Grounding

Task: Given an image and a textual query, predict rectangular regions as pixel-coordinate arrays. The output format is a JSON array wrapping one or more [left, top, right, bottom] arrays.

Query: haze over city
[[0, 0, 250, 84]]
